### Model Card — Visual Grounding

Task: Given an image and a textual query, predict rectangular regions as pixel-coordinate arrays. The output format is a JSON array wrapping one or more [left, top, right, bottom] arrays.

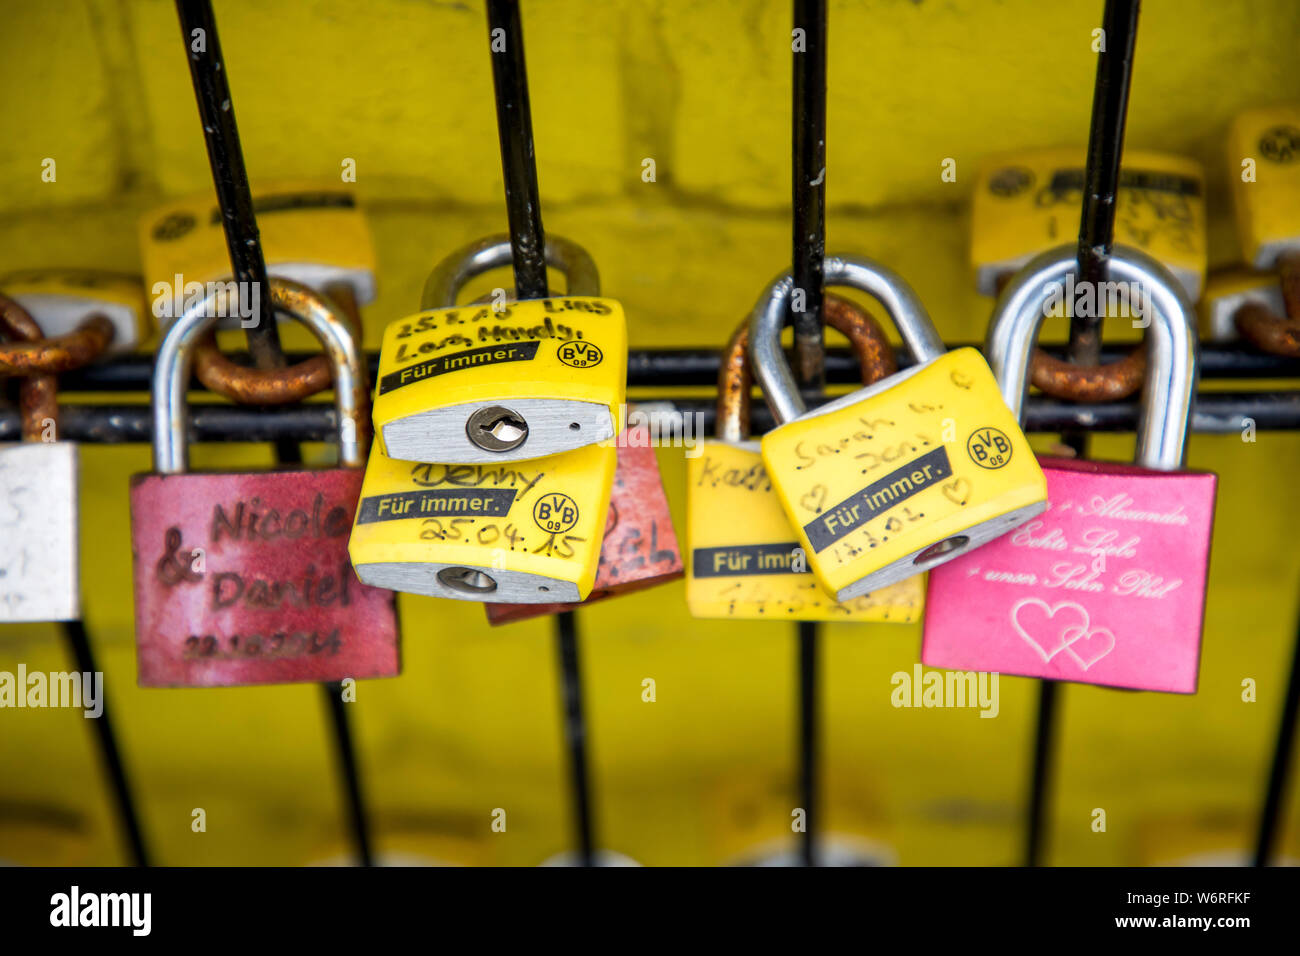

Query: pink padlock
[[923, 244, 1216, 693]]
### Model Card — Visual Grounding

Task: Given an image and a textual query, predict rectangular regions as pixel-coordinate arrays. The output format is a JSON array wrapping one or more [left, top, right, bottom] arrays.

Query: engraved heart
[[942, 477, 971, 506], [1010, 598, 1089, 663], [1061, 624, 1116, 670], [800, 484, 827, 514]]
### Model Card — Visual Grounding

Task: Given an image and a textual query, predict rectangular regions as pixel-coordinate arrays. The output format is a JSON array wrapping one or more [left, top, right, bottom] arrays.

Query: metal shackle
[[717, 292, 898, 444], [0, 293, 60, 442], [152, 278, 368, 474], [420, 234, 600, 310], [748, 255, 946, 426], [985, 243, 1199, 472]]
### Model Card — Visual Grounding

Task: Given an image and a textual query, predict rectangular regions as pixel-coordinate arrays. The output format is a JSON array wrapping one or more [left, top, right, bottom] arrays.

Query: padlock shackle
[[717, 292, 899, 443], [748, 255, 945, 426], [0, 293, 61, 442], [985, 243, 1199, 471], [152, 278, 368, 474], [420, 234, 600, 310]]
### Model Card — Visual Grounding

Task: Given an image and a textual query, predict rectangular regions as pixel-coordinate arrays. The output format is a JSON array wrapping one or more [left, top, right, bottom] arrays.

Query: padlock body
[[972, 147, 1206, 299], [1228, 106, 1300, 268], [348, 440, 616, 603], [129, 468, 400, 687], [372, 296, 627, 464], [0, 442, 79, 622], [687, 440, 922, 621], [761, 347, 1047, 601], [0, 268, 145, 350], [139, 180, 377, 330], [486, 426, 682, 624], [922, 456, 1216, 693]]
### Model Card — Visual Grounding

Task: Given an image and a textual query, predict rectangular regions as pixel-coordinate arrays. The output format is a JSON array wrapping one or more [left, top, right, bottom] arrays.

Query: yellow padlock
[[972, 147, 1206, 300], [139, 179, 376, 330], [347, 439, 615, 603], [0, 268, 147, 349], [372, 234, 627, 465], [1227, 105, 1300, 269], [751, 257, 1047, 601], [687, 294, 923, 621]]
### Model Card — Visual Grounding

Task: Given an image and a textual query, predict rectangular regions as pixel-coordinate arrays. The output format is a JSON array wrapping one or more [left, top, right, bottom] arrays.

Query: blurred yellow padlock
[[972, 147, 1206, 300], [751, 257, 1046, 601], [0, 268, 147, 349], [139, 179, 376, 331], [348, 430, 615, 603], [687, 293, 922, 621], [373, 235, 627, 465], [1227, 105, 1300, 269]]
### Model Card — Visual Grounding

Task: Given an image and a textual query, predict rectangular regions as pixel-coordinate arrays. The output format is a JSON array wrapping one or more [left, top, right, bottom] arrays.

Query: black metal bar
[[1254, 611, 1300, 865], [791, 0, 828, 390], [60, 343, 1300, 393], [61, 620, 149, 867], [486, 0, 548, 300], [173, 0, 281, 364], [175, 0, 373, 867], [556, 611, 595, 866], [1073, 0, 1141, 359], [797, 621, 818, 866], [4, 392, 1299, 443], [1024, 680, 1059, 867]]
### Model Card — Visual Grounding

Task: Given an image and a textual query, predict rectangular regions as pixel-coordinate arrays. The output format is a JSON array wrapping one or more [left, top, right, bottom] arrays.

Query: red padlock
[[484, 416, 683, 625], [130, 279, 400, 687]]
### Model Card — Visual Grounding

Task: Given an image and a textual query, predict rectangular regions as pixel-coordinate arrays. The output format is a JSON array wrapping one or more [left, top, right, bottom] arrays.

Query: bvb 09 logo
[[557, 341, 603, 368], [967, 427, 1013, 469], [533, 492, 579, 533]]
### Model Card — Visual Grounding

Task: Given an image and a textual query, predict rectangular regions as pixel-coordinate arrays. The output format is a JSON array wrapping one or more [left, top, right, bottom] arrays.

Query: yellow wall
[[2, 0, 1299, 865]]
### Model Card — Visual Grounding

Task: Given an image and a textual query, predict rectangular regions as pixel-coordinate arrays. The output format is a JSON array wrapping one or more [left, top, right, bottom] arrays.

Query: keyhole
[[466, 405, 530, 452], [438, 566, 499, 593], [912, 534, 970, 566]]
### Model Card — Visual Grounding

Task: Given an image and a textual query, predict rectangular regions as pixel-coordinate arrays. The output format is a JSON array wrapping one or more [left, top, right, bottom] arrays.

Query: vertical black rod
[[791, 0, 828, 389], [1254, 616, 1300, 865], [173, 0, 281, 364], [62, 620, 149, 866], [486, 0, 549, 300], [1025, 0, 1140, 867], [485, 0, 595, 865], [792, 0, 827, 867], [175, 0, 373, 867], [557, 612, 595, 865], [797, 621, 818, 866]]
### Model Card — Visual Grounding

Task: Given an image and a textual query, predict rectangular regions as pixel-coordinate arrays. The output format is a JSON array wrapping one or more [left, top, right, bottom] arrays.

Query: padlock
[[0, 295, 82, 622], [687, 293, 923, 621], [1199, 268, 1283, 342], [922, 244, 1215, 694], [347, 436, 615, 604], [972, 147, 1206, 300], [139, 180, 376, 331], [484, 411, 683, 625], [129, 278, 400, 687], [371, 234, 627, 464], [751, 256, 1047, 601], [1227, 105, 1300, 269], [0, 268, 146, 349]]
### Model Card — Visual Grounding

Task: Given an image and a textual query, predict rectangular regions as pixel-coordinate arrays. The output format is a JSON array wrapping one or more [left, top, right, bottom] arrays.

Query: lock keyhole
[[913, 535, 970, 567], [438, 566, 499, 593], [466, 405, 530, 453]]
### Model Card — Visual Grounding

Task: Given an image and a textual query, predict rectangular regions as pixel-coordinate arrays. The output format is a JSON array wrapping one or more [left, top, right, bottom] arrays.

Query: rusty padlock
[[687, 293, 923, 620], [0, 295, 105, 621], [484, 409, 684, 625], [129, 278, 400, 687], [923, 244, 1215, 694]]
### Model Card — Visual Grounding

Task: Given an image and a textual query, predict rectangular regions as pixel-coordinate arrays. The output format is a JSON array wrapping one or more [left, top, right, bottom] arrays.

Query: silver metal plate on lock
[[12, 293, 140, 352], [354, 560, 582, 604], [0, 442, 79, 622], [1204, 280, 1285, 341], [834, 498, 1047, 602], [380, 399, 615, 465]]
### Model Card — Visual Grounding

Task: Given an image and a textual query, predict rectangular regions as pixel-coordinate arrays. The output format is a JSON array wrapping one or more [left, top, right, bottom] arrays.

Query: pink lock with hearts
[[921, 245, 1217, 694]]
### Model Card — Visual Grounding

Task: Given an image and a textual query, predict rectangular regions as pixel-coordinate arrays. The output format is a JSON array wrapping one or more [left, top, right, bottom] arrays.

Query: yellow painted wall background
[[2, 0, 1300, 865]]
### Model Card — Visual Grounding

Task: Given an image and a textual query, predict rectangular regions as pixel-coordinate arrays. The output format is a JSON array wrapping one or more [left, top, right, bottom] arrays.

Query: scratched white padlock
[[0, 300, 79, 622]]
